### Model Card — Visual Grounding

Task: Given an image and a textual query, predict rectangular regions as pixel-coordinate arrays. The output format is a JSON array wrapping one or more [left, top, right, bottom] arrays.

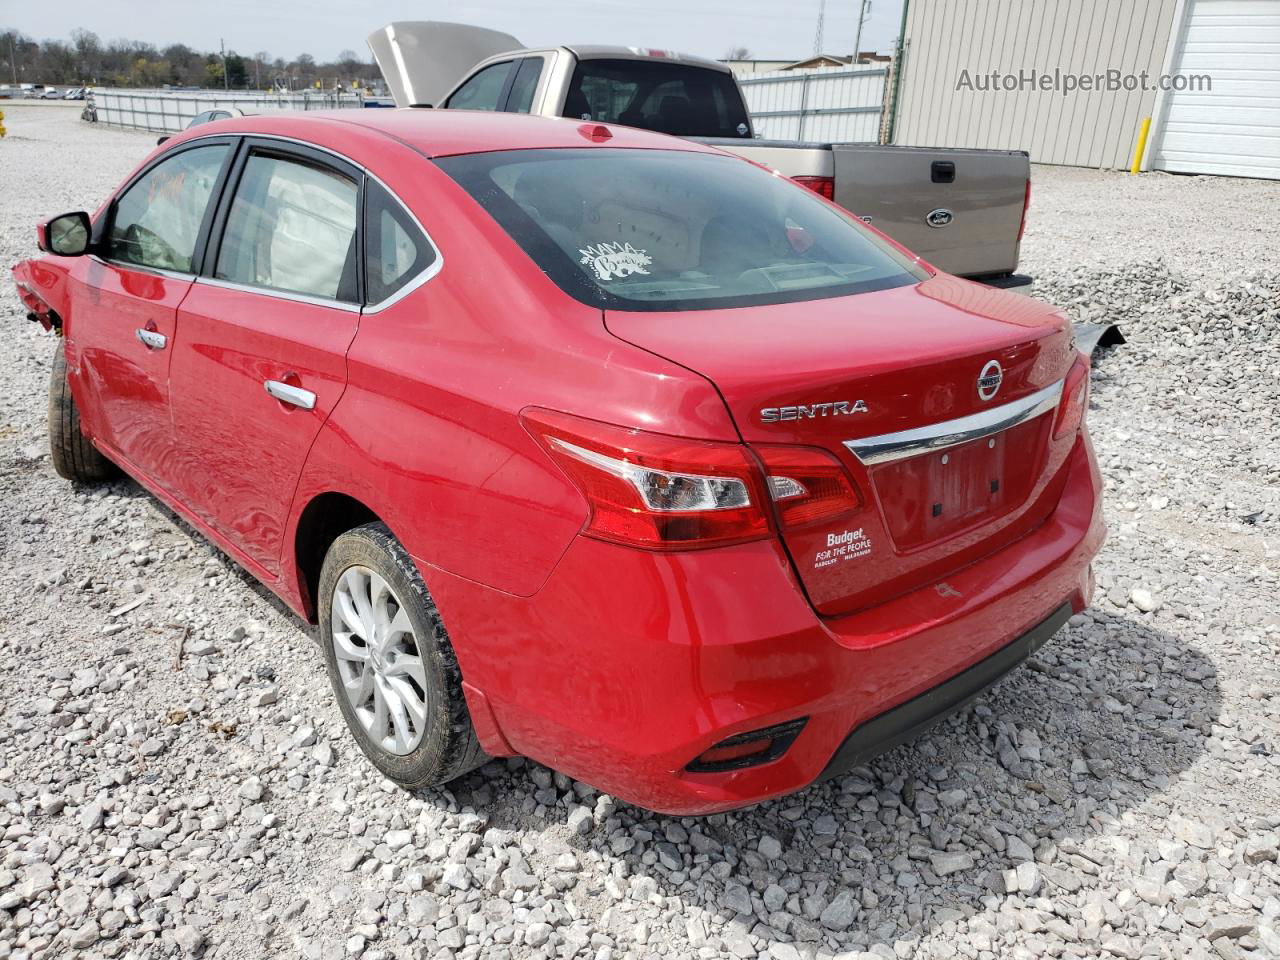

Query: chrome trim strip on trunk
[[844, 379, 1064, 466]]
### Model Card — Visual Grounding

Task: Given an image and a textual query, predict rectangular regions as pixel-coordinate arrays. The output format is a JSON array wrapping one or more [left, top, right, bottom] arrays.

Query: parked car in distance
[[40, 87, 63, 99], [370, 22, 1034, 286], [12, 110, 1103, 814], [157, 107, 245, 145]]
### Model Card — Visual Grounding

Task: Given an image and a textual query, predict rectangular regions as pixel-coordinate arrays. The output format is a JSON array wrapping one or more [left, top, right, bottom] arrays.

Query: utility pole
[[853, 0, 872, 64], [220, 38, 229, 90], [9, 34, 18, 86]]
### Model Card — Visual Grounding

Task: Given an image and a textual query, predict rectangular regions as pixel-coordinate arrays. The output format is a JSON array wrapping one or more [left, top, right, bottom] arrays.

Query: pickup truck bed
[[696, 139, 1031, 281]]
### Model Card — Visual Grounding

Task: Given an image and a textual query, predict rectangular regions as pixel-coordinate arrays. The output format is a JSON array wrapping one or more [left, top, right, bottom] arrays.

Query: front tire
[[318, 522, 486, 789], [47, 342, 116, 483]]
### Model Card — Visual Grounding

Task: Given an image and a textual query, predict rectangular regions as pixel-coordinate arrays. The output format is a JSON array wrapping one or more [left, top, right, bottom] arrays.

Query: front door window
[[107, 144, 228, 273]]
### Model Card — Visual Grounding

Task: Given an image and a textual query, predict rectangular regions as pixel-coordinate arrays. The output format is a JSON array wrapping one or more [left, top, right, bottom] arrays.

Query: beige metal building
[[890, 0, 1280, 179]]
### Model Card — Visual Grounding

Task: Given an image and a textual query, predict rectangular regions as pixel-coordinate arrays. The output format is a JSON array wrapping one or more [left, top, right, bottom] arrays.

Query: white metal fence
[[740, 65, 888, 143], [86, 88, 368, 133]]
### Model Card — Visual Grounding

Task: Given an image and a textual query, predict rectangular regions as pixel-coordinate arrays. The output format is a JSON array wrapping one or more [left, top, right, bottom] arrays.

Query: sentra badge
[[760, 400, 868, 423]]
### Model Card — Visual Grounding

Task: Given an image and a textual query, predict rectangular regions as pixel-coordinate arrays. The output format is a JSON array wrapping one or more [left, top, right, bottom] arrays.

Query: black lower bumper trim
[[820, 601, 1072, 780], [972, 272, 1034, 289]]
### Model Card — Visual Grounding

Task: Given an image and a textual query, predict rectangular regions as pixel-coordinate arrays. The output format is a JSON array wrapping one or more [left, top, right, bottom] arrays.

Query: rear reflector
[[523, 408, 771, 551], [793, 175, 835, 201], [687, 718, 808, 773]]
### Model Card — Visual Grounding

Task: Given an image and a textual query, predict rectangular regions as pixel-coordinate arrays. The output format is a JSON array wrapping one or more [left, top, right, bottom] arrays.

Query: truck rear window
[[436, 148, 926, 312], [563, 59, 751, 138]]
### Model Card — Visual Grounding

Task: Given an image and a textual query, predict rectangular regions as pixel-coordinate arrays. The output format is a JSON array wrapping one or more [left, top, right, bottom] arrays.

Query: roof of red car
[[213, 109, 722, 159]]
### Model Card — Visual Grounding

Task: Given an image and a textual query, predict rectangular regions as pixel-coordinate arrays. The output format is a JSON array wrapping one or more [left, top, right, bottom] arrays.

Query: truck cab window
[[444, 61, 514, 112], [505, 58, 543, 114], [563, 60, 751, 138]]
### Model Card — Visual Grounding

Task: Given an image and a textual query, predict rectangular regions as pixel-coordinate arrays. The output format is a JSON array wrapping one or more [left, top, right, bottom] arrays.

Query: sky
[[5, 0, 906, 64]]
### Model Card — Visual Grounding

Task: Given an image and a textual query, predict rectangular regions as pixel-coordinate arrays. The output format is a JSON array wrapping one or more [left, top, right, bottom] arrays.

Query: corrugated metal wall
[[893, 0, 1180, 168], [741, 66, 888, 142]]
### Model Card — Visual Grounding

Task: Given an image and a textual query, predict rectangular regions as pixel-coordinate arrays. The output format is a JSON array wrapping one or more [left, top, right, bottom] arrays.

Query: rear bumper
[[424, 432, 1104, 815], [820, 600, 1071, 780]]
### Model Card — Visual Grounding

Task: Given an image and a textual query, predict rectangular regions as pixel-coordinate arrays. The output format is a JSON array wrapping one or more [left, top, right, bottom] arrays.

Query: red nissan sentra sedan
[[13, 110, 1103, 815]]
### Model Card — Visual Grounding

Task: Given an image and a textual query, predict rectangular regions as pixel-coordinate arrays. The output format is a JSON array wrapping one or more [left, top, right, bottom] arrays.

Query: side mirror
[[39, 211, 92, 257]]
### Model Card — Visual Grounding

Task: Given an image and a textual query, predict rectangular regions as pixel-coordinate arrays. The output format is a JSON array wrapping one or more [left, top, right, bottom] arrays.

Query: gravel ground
[[1, 105, 1278, 960]]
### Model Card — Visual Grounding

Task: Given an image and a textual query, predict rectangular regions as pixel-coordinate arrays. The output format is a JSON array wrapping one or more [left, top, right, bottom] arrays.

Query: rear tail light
[[523, 408, 771, 550], [525, 411, 867, 550], [1016, 178, 1032, 244], [1054, 357, 1090, 439], [686, 718, 808, 773], [793, 175, 835, 201], [755, 445, 863, 529]]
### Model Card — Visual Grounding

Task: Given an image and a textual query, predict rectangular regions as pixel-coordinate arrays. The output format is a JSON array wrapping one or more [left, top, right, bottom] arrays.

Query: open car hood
[[368, 21, 524, 108]]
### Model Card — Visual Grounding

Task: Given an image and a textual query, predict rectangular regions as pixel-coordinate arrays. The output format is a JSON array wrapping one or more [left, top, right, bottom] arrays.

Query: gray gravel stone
[[821, 890, 857, 930], [1205, 916, 1257, 941], [174, 925, 204, 954], [758, 834, 783, 859]]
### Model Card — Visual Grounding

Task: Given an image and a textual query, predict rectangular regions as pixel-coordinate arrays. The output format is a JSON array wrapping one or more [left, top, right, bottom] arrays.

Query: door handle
[[135, 328, 167, 350], [264, 379, 316, 410]]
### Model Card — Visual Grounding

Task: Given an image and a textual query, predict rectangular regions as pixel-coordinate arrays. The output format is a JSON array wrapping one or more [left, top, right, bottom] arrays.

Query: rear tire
[[319, 522, 486, 790], [47, 342, 116, 483]]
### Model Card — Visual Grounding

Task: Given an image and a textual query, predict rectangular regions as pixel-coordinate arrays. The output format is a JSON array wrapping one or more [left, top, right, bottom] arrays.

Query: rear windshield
[[435, 148, 927, 312], [564, 59, 751, 139]]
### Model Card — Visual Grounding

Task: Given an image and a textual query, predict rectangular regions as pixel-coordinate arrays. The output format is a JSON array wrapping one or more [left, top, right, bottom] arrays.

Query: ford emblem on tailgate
[[977, 360, 1003, 401], [926, 208, 954, 228]]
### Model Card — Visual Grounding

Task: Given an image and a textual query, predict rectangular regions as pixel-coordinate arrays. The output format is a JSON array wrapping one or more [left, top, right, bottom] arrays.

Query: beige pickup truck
[[369, 22, 1033, 286]]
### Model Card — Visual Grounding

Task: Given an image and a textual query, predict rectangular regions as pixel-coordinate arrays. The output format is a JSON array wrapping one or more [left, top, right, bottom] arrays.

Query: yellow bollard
[[1130, 116, 1152, 174], [0, 108, 6, 138]]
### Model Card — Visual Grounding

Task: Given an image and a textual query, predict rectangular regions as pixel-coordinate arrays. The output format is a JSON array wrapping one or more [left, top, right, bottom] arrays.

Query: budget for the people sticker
[[814, 528, 873, 569]]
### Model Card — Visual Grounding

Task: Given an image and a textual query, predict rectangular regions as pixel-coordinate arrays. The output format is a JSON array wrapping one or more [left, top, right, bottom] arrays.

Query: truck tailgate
[[832, 145, 1029, 278]]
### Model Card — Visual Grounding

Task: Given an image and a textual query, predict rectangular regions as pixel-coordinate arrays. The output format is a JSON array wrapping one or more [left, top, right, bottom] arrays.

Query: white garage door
[[1153, 0, 1280, 180]]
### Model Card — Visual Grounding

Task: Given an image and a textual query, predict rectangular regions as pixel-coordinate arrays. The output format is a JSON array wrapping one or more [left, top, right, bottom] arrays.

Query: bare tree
[[724, 46, 753, 60], [253, 51, 271, 88], [0, 30, 382, 91]]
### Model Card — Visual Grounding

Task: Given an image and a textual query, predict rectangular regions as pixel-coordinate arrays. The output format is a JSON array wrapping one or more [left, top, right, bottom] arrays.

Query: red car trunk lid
[[605, 274, 1081, 616]]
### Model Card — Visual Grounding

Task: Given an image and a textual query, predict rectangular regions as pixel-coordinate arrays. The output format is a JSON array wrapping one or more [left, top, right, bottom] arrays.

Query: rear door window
[[215, 152, 360, 302], [563, 60, 751, 138], [444, 60, 514, 112], [107, 144, 229, 273]]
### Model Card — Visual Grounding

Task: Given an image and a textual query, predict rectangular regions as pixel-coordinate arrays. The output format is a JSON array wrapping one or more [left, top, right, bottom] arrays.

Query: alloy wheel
[[331, 565, 430, 755]]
